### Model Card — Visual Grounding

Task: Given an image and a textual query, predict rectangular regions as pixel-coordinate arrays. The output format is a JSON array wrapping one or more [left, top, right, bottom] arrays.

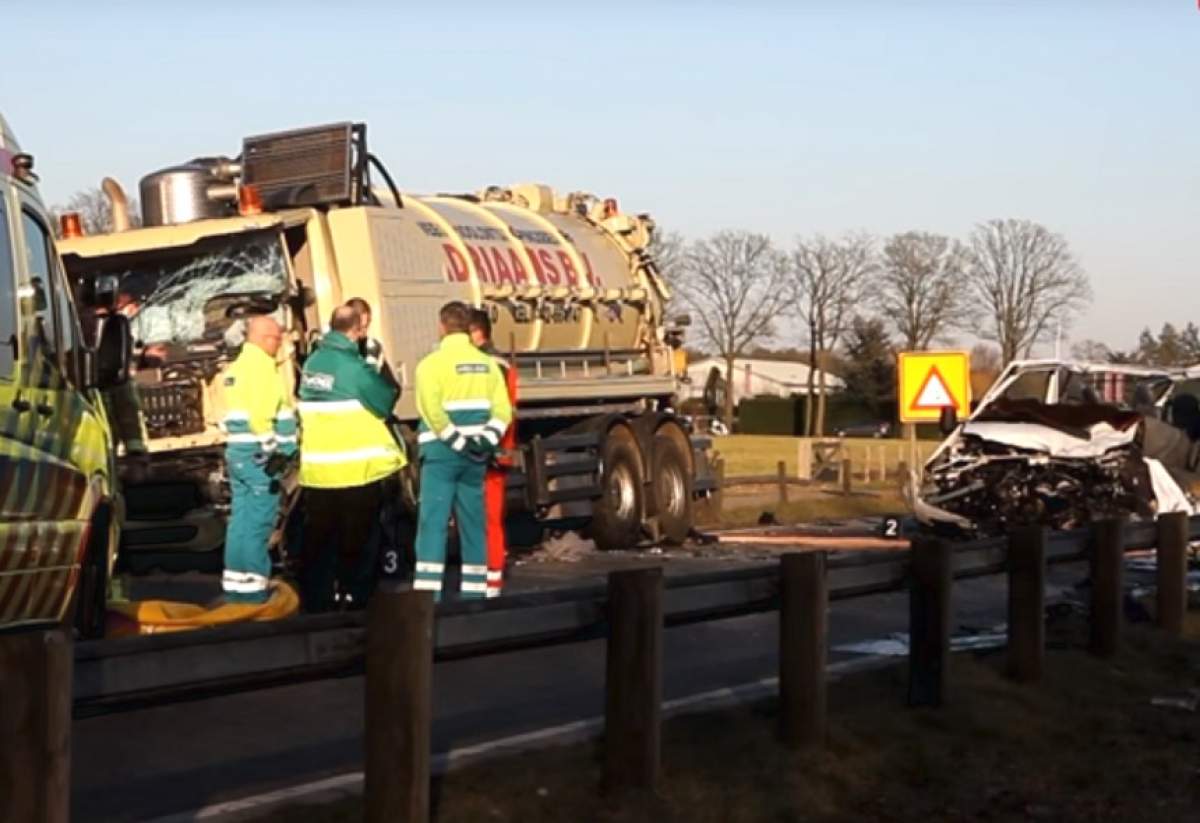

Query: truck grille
[[142, 380, 206, 439]]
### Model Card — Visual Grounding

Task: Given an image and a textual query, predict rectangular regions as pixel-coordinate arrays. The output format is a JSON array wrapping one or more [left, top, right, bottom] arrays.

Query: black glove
[[464, 435, 494, 463], [264, 451, 292, 477], [362, 336, 384, 371]]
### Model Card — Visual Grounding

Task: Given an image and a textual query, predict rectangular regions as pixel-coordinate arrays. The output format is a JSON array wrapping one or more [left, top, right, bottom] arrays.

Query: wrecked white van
[[911, 359, 1200, 534]]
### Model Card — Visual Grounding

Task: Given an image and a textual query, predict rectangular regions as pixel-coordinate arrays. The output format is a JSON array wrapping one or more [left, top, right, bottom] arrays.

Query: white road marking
[[143, 656, 896, 823]]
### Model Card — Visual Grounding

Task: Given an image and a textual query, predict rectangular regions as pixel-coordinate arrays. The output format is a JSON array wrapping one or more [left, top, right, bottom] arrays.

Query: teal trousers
[[222, 450, 278, 604], [415, 457, 487, 600]]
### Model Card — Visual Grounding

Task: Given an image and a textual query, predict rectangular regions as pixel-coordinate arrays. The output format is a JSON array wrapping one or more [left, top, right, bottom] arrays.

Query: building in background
[[683, 355, 845, 406]]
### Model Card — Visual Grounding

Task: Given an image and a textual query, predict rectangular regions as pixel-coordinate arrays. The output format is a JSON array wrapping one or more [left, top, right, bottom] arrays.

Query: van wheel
[[73, 505, 113, 640], [650, 433, 693, 545], [589, 429, 644, 552]]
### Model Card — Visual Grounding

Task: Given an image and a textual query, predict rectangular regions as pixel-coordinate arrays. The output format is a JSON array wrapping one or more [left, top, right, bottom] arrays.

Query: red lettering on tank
[[524, 245, 547, 284], [508, 249, 530, 284], [490, 248, 514, 284], [556, 251, 580, 286], [443, 244, 469, 282], [468, 245, 494, 284], [536, 249, 561, 284], [580, 252, 603, 287]]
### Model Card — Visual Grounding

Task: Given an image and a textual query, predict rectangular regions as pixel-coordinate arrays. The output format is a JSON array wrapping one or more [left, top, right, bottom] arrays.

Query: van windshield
[[65, 230, 288, 346]]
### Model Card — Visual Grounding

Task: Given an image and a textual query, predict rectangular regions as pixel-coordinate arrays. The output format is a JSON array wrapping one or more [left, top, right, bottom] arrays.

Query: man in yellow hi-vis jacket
[[220, 316, 296, 603], [414, 301, 512, 600]]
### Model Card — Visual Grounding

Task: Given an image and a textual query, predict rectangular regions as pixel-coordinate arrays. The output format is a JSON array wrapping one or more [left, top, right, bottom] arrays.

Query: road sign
[[897, 351, 971, 424]]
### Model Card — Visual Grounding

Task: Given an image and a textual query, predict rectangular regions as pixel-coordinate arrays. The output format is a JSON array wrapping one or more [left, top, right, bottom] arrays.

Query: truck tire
[[72, 504, 113, 640], [589, 429, 644, 552], [650, 433, 693, 545]]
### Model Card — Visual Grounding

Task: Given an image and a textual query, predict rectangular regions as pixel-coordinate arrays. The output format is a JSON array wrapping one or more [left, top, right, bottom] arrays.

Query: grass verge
[[250, 614, 1200, 822], [712, 435, 939, 478], [712, 490, 907, 529]]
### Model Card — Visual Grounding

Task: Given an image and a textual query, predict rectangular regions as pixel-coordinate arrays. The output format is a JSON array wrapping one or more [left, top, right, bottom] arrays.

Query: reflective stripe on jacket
[[222, 342, 296, 458], [298, 331, 406, 488], [415, 333, 513, 462]]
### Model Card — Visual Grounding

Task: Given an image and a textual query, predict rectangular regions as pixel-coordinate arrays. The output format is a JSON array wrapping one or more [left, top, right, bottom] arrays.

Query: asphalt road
[[71, 543, 1091, 823]]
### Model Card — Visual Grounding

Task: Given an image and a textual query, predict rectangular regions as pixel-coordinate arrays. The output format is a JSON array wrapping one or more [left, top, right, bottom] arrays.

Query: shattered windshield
[[66, 230, 289, 346]]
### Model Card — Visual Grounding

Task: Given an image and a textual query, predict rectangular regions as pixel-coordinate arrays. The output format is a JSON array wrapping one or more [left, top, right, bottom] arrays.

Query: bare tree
[[675, 231, 790, 425], [1069, 339, 1114, 363], [969, 342, 1003, 399], [875, 231, 967, 351], [963, 219, 1091, 364], [791, 233, 877, 436], [647, 228, 685, 285], [51, 187, 141, 237]]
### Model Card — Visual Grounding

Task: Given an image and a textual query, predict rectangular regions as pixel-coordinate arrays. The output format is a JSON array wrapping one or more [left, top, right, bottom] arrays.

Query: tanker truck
[[57, 122, 711, 562]]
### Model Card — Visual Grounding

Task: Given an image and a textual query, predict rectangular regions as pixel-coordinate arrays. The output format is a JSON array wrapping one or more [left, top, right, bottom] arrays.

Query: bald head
[[330, 305, 362, 340], [246, 315, 283, 357]]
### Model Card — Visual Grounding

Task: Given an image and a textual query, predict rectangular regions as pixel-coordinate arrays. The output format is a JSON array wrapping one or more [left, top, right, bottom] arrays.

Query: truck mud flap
[[506, 433, 602, 516], [690, 435, 718, 495]]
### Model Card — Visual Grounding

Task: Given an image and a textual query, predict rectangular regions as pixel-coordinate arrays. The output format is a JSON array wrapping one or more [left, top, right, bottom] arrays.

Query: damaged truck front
[[61, 209, 315, 557], [912, 360, 1200, 535]]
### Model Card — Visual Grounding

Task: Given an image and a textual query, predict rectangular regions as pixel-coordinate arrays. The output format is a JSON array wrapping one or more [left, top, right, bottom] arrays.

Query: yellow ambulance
[[0, 112, 131, 638]]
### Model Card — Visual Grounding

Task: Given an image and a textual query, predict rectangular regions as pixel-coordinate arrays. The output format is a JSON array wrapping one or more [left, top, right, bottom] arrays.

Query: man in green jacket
[[297, 305, 406, 610]]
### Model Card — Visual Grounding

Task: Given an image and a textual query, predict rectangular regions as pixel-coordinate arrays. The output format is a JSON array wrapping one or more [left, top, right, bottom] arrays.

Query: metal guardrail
[[73, 515, 1192, 715]]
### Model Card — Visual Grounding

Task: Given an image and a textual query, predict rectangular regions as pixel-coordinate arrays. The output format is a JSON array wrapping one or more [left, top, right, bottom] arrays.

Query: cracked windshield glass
[[67, 231, 288, 346]]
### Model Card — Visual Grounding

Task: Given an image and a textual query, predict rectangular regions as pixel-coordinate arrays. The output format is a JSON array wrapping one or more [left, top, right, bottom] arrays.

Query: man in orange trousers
[[468, 310, 518, 597]]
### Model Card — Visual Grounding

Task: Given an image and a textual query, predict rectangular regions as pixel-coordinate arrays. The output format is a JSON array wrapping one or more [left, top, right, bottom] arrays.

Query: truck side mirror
[[938, 406, 958, 435], [90, 314, 132, 389]]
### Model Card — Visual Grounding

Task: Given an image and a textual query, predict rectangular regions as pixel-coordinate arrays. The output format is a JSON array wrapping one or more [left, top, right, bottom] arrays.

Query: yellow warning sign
[[897, 351, 971, 424]]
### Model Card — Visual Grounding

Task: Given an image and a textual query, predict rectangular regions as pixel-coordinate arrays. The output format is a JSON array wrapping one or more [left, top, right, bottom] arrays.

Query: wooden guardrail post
[[365, 590, 434, 823], [0, 629, 72, 823], [713, 457, 725, 516], [605, 567, 664, 793], [796, 438, 812, 481], [1155, 511, 1188, 636], [777, 460, 789, 504], [908, 536, 951, 707], [780, 552, 827, 747], [1007, 525, 1045, 682], [1089, 517, 1125, 658], [841, 458, 852, 495]]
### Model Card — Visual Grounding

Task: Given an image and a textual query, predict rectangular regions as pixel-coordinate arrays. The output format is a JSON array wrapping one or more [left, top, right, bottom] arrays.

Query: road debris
[[1150, 691, 1200, 713]]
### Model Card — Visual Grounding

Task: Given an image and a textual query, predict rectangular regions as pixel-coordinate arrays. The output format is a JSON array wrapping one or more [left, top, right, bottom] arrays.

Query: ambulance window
[[20, 210, 61, 382], [0, 197, 16, 378]]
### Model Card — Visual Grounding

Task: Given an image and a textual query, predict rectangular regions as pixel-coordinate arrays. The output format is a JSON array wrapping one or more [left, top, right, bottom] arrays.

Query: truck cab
[[0, 113, 131, 637]]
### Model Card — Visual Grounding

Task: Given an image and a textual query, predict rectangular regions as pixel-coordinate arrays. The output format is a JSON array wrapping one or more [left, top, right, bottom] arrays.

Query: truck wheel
[[590, 430, 644, 552], [651, 433, 693, 545], [73, 505, 113, 640]]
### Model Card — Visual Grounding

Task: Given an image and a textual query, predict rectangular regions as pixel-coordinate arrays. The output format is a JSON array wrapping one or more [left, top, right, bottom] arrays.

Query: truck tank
[[315, 185, 674, 420]]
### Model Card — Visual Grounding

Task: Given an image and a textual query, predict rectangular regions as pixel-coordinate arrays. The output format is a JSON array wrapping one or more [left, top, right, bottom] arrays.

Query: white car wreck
[[912, 360, 1200, 535]]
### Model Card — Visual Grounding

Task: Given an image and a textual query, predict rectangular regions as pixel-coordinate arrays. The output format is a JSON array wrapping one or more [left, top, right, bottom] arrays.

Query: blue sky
[[4, 0, 1197, 351]]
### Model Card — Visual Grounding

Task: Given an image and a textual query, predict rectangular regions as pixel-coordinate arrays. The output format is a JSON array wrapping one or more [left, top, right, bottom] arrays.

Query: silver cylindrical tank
[[139, 160, 235, 227]]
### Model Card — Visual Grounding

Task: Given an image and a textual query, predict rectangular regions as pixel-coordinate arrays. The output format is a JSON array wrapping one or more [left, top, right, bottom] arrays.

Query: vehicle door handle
[[35, 403, 55, 418], [12, 398, 32, 413]]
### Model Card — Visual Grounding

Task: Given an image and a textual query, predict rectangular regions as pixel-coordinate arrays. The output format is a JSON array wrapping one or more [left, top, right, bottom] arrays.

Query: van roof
[[0, 112, 20, 152]]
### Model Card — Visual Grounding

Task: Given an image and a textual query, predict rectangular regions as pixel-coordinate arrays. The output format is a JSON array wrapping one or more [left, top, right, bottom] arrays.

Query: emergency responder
[[344, 297, 385, 372], [298, 305, 406, 611], [220, 315, 296, 603], [413, 301, 512, 600], [467, 309, 518, 597]]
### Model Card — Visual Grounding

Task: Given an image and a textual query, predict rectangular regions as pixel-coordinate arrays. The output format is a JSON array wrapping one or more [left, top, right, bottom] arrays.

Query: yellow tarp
[[105, 581, 300, 637]]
